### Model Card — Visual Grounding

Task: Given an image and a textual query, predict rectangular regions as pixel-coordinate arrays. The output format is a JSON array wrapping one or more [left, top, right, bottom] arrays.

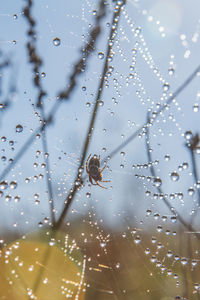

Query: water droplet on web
[[170, 171, 179, 182], [53, 37, 61, 46], [98, 52, 104, 59], [196, 181, 200, 188], [164, 154, 170, 161], [86, 102, 91, 107], [86, 192, 91, 198], [38, 221, 43, 227], [1, 136, 6, 142], [188, 187, 195, 196], [146, 209, 152, 216], [171, 216, 177, 223], [162, 83, 170, 92], [82, 86, 86, 91], [14, 196, 20, 203], [157, 225, 162, 232], [49, 239, 55, 246], [145, 248, 150, 255], [115, 262, 120, 269], [16, 124, 23, 133], [92, 10, 97, 16], [182, 162, 188, 169], [100, 242, 106, 248], [98, 100, 104, 106], [10, 181, 17, 189], [5, 195, 11, 202], [185, 130, 193, 140], [0, 181, 8, 190], [134, 235, 141, 244], [150, 256, 157, 263], [193, 104, 199, 112], [168, 67, 175, 75], [41, 72, 46, 78], [153, 177, 162, 187], [181, 257, 188, 266], [194, 283, 200, 291], [191, 260, 198, 267], [13, 14, 18, 20], [135, 27, 141, 35]]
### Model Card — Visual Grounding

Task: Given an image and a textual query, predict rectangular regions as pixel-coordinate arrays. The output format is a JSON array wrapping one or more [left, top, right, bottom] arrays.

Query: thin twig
[[23, 0, 56, 225], [55, 0, 126, 230], [185, 133, 200, 206]]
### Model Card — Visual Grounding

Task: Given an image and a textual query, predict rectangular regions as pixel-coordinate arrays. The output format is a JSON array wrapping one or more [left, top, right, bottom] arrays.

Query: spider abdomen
[[89, 165, 102, 181]]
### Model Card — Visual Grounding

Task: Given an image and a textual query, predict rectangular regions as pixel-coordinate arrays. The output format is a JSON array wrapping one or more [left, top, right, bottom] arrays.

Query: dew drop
[[185, 131, 193, 140], [86, 192, 91, 198], [153, 177, 162, 187], [164, 154, 170, 161], [53, 37, 61, 46], [171, 216, 177, 223], [191, 260, 197, 267], [0, 181, 8, 190], [41, 72, 46, 78], [16, 124, 23, 133], [188, 187, 195, 196], [10, 181, 17, 190], [98, 100, 104, 106], [98, 52, 104, 59], [181, 257, 188, 265], [115, 262, 120, 269], [170, 171, 179, 182], [49, 239, 55, 247], [168, 67, 174, 75], [193, 103, 199, 112], [1, 136, 6, 142], [145, 248, 150, 255], [163, 83, 170, 92], [14, 196, 20, 203], [146, 209, 152, 216], [134, 235, 141, 244]]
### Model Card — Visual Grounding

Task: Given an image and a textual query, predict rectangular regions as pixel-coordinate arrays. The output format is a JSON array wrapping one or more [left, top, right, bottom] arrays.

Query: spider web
[[0, 0, 200, 299]]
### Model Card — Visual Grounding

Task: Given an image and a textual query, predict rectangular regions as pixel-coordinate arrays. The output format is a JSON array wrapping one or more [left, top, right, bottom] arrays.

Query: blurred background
[[0, 0, 200, 299]]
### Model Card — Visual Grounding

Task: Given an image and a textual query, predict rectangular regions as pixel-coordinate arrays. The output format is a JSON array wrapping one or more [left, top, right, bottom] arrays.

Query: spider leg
[[95, 181, 107, 189], [100, 165, 107, 173], [86, 154, 91, 173], [89, 175, 98, 186], [100, 179, 111, 182]]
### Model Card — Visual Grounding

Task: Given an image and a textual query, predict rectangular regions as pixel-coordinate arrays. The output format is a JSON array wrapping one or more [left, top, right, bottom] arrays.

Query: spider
[[86, 154, 110, 189]]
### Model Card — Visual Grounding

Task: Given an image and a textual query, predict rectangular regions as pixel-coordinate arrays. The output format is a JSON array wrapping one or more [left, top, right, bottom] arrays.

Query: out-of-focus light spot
[[184, 49, 191, 58], [180, 34, 186, 40], [146, 0, 182, 38], [192, 32, 199, 43], [148, 16, 153, 22], [159, 26, 164, 33]]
